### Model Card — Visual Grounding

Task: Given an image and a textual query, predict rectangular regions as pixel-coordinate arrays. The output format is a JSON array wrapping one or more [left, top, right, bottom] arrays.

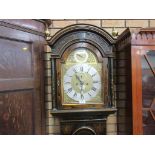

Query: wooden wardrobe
[[0, 20, 48, 134]]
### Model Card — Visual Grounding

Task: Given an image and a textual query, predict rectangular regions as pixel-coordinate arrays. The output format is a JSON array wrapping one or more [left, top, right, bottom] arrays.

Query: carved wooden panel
[[0, 38, 32, 79]]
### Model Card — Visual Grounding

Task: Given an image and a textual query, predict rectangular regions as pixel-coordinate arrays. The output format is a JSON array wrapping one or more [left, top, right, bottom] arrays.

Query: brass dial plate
[[61, 47, 103, 105]]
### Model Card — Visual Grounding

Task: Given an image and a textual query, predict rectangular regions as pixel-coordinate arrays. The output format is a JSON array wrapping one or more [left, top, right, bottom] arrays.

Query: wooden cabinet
[[0, 20, 47, 134], [117, 28, 155, 134]]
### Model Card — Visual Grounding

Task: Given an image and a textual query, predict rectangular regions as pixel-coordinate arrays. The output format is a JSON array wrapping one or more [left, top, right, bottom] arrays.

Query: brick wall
[[44, 19, 153, 135], [48, 19, 154, 37]]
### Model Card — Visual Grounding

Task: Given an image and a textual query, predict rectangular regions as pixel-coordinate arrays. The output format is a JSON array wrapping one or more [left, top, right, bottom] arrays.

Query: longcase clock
[[48, 25, 117, 135]]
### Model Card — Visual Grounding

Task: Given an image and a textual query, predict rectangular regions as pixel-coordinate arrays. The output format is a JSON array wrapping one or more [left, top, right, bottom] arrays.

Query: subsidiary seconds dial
[[63, 64, 101, 104]]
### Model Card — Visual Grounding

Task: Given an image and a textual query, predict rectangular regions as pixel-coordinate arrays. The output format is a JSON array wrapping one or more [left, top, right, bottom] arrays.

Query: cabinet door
[[132, 46, 155, 134], [141, 49, 155, 134], [0, 23, 44, 134]]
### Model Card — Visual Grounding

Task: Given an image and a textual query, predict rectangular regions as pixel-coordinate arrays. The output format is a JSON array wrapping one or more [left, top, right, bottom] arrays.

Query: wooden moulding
[[51, 108, 117, 116]]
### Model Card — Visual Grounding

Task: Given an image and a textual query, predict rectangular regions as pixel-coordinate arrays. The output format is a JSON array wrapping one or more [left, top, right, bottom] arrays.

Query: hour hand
[[75, 74, 81, 82], [76, 75, 84, 86]]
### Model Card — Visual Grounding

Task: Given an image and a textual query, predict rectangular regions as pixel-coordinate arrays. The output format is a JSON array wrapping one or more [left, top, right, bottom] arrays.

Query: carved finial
[[45, 23, 52, 40], [112, 28, 118, 38]]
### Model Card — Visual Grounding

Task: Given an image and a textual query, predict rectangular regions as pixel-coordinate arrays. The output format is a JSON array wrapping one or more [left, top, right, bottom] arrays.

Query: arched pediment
[[48, 24, 116, 57]]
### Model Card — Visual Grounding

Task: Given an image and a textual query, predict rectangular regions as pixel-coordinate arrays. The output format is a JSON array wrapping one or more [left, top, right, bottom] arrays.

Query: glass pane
[[143, 110, 155, 135], [141, 50, 155, 134], [141, 56, 155, 108], [147, 50, 155, 67]]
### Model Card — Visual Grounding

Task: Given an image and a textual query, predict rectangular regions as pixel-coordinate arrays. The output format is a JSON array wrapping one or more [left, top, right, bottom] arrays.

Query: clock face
[[63, 64, 101, 104], [61, 47, 103, 105]]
